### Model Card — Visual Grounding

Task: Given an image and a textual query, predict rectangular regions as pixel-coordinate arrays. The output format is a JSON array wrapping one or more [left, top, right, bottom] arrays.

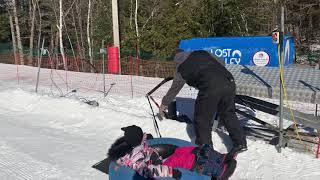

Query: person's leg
[[194, 89, 218, 147], [218, 82, 247, 147], [219, 109, 246, 146]]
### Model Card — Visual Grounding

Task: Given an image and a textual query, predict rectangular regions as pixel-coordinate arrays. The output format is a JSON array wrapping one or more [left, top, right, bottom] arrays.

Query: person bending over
[[160, 49, 247, 158]]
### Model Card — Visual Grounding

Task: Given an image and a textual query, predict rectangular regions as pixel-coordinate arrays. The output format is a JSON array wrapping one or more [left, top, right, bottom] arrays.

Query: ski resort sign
[[253, 51, 270, 66], [210, 48, 242, 65], [178, 36, 295, 67]]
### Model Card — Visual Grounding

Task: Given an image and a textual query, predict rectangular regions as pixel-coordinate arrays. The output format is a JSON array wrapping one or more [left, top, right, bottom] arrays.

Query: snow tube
[[108, 138, 211, 180]]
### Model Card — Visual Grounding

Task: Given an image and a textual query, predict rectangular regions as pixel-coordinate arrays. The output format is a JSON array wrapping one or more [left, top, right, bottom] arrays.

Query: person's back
[[177, 50, 234, 90]]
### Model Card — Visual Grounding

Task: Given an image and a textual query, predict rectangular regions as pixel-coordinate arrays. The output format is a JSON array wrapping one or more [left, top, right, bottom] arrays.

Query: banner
[[179, 36, 294, 67]]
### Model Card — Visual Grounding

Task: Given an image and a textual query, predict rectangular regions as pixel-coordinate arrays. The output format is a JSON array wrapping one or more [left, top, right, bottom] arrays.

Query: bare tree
[[28, 0, 37, 65], [141, 1, 159, 32], [11, 0, 24, 65], [135, 0, 140, 58], [35, 0, 42, 66], [8, 12, 17, 64], [71, 8, 82, 71], [87, 0, 94, 72], [75, 0, 85, 65], [130, 0, 133, 29], [59, 0, 67, 70], [63, 14, 77, 70], [55, 30, 59, 69]]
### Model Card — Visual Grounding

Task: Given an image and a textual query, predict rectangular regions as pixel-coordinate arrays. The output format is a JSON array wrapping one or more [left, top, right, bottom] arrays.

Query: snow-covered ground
[[0, 64, 320, 180]]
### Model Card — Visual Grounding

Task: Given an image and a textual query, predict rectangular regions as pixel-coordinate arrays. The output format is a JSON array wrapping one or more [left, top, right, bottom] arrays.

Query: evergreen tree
[[0, 2, 10, 42], [0, 0, 319, 61]]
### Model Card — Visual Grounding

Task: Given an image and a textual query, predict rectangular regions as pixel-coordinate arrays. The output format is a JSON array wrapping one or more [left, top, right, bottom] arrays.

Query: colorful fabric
[[116, 134, 173, 179], [194, 144, 227, 178], [163, 146, 196, 170], [163, 144, 232, 179]]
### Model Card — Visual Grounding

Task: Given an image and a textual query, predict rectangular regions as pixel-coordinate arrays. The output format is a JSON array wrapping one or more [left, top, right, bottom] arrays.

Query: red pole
[[107, 46, 120, 74]]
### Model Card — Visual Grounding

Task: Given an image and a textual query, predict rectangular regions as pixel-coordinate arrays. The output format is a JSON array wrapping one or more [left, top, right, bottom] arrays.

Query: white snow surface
[[0, 64, 319, 180]]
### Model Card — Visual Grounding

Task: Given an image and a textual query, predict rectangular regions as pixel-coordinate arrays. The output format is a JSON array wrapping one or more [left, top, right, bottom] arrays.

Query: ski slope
[[0, 64, 319, 180]]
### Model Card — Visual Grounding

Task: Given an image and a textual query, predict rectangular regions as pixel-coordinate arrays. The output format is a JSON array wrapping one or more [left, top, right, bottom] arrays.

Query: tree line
[[1, 0, 319, 66]]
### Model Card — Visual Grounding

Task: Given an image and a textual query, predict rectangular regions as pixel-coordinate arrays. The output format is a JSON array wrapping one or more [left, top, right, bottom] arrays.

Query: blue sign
[[178, 36, 294, 67]]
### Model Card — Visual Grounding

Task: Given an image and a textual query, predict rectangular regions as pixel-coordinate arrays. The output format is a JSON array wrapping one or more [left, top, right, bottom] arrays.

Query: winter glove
[[172, 169, 182, 180], [158, 104, 168, 120]]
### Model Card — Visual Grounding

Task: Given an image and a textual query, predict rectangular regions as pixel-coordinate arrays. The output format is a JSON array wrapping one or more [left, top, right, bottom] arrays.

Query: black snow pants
[[193, 78, 246, 147]]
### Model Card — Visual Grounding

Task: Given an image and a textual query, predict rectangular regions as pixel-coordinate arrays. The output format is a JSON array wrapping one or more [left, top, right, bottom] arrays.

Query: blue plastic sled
[[108, 138, 211, 180]]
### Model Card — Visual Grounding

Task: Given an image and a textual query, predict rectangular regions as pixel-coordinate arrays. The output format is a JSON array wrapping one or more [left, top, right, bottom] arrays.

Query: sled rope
[[278, 45, 312, 153]]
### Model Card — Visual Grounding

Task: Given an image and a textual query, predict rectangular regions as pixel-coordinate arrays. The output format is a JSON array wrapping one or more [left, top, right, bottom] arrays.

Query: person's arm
[[161, 72, 185, 107]]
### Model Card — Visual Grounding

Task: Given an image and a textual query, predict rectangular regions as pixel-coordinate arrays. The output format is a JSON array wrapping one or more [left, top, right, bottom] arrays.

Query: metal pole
[[35, 37, 45, 93], [316, 104, 318, 116], [111, 0, 121, 74], [147, 96, 162, 138], [277, 5, 285, 153], [317, 129, 320, 158], [105, 83, 115, 97], [102, 40, 106, 97]]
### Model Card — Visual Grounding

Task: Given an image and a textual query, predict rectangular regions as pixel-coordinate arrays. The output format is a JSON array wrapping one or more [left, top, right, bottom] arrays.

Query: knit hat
[[173, 49, 191, 66], [121, 125, 143, 148]]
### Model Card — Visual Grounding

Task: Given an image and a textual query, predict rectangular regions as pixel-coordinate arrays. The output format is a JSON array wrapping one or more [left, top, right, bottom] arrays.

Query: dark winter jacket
[[178, 50, 233, 89], [161, 50, 231, 107]]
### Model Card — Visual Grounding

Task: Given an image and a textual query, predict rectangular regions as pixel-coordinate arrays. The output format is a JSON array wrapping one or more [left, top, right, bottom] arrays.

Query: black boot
[[231, 144, 248, 154], [225, 144, 247, 162]]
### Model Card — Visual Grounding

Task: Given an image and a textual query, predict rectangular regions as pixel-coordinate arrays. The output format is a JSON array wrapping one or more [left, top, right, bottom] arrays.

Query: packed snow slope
[[0, 64, 319, 180]]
